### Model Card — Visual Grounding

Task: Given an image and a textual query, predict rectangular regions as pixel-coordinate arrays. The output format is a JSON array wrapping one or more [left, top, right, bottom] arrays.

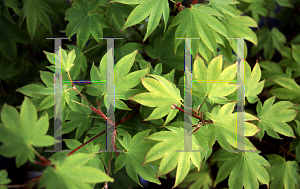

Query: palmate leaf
[[269, 77, 300, 103], [242, 0, 267, 22], [21, 0, 58, 40], [259, 61, 287, 87], [65, 0, 109, 49], [222, 20, 257, 58], [217, 15, 257, 61], [167, 121, 213, 161], [143, 126, 203, 188], [39, 153, 113, 189], [62, 97, 92, 140], [256, 96, 297, 140], [192, 55, 237, 104], [66, 44, 88, 80], [169, 4, 228, 58], [0, 97, 57, 167], [251, 28, 286, 60], [86, 50, 149, 110], [17, 70, 82, 112], [209, 0, 240, 18], [44, 47, 76, 72], [0, 17, 29, 61], [63, 136, 105, 172], [129, 74, 183, 126], [17, 48, 83, 113], [109, 0, 169, 42], [213, 151, 270, 189], [245, 61, 265, 104], [205, 102, 259, 151], [266, 154, 299, 189], [243, 0, 292, 22], [114, 130, 160, 187], [106, 2, 133, 31], [145, 27, 184, 71]]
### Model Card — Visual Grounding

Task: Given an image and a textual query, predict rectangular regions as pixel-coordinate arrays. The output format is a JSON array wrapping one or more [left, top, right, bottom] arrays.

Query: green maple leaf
[[269, 77, 300, 103], [62, 97, 92, 139], [209, 0, 240, 18], [143, 126, 203, 188], [17, 70, 82, 112], [245, 61, 265, 104], [114, 130, 161, 187], [44, 47, 76, 72], [176, 162, 213, 189], [192, 55, 237, 104], [39, 153, 113, 189], [110, 0, 169, 42], [205, 102, 259, 151], [243, 0, 268, 22], [106, 2, 133, 31], [0, 170, 11, 189], [167, 121, 213, 161], [169, 4, 228, 57], [213, 151, 270, 189], [65, 44, 88, 80], [17, 48, 83, 113], [4, 0, 21, 15], [217, 15, 257, 61], [0, 17, 29, 61], [0, 97, 57, 167], [86, 50, 149, 111], [259, 61, 287, 87], [251, 28, 286, 60], [145, 27, 184, 71], [65, 0, 109, 49], [256, 96, 297, 140], [1, 0, 17, 24], [129, 74, 183, 126], [266, 154, 299, 189], [243, 0, 292, 22], [21, 0, 58, 40], [63, 136, 105, 172]]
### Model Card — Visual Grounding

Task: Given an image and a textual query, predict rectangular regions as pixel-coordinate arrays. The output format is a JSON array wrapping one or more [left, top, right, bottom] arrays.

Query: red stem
[[172, 103, 201, 120], [68, 130, 106, 156], [116, 111, 138, 126]]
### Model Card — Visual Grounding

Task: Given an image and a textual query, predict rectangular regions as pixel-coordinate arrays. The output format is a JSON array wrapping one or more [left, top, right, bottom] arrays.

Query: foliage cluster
[[0, 0, 300, 189]]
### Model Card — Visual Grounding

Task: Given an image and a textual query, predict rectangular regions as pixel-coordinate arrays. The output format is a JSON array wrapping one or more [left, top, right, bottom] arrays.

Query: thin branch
[[2, 174, 42, 188], [66, 70, 94, 107], [171, 103, 202, 120], [115, 111, 138, 127], [82, 42, 107, 54], [251, 136, 296, 158], [197, 95, 209, 115], [68, 130, 106, 156], [102, 152, 113, 189], [71, 100, 89, 108]]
